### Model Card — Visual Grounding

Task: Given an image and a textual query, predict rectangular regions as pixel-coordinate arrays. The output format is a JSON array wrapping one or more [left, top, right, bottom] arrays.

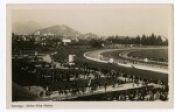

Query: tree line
[[12, 33, 168, 49], [105, 33, 168, 46]]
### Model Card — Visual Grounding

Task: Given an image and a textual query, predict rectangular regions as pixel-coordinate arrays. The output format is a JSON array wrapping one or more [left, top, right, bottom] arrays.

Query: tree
[[163, 39, 168, 45], [135, 35, 141, 45], [141, 34, 147, 45], [89, 39, 102, 48], [157, 36, 163, 45]]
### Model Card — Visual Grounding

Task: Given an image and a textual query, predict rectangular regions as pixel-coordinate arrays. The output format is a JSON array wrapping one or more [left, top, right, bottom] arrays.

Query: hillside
[[34, 24, 79, 37]]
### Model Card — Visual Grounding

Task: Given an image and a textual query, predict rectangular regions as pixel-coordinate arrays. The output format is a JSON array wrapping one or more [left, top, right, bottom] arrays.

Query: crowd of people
[[13, 54, 169, 101], [105, 86, 168, 101]]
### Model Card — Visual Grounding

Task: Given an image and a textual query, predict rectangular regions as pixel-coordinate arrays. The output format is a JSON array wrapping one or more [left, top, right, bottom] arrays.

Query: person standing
[[104, 80, 107, 93], [88, 77, 92, 92]]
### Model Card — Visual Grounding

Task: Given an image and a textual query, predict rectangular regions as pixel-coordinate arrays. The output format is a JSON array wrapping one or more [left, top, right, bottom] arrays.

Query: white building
[[62, 39, 71, 45], [68, 54, 76, 66]]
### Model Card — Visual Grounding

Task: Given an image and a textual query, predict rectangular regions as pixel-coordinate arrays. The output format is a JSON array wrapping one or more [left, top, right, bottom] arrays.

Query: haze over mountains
[[35, 24, 80, 36], [12, 21, 42, 35], [12, 21, 167, 41], [13, 22, 99, 40]]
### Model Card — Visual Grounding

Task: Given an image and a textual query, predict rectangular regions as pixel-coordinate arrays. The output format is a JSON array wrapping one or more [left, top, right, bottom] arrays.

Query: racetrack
[[118, 48, 168, 65], [84, 48, 168, 74], [128, 49, 168, 62]]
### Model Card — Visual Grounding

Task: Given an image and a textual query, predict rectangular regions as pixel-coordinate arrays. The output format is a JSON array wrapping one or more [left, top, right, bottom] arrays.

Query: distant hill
[[13, 22, 100, 40], [34, 24, 80, 38], [33, 24, 99, 40], [78, 33, 99, 40]]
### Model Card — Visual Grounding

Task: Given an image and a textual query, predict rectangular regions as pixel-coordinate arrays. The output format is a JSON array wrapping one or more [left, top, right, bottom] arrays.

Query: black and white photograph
[[6, 4, 173, 109]]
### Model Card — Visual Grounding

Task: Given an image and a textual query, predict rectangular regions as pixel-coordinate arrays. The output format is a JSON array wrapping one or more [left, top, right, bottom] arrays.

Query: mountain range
[[13, 21, 167, 41], [13, 22, 99, 40]]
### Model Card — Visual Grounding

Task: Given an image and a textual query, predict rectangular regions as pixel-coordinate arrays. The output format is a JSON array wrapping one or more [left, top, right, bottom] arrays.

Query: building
[[62, 38, 71, 45]]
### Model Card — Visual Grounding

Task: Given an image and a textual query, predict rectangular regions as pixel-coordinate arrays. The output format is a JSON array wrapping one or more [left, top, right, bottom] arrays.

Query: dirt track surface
[[84, 48, 168, 74]]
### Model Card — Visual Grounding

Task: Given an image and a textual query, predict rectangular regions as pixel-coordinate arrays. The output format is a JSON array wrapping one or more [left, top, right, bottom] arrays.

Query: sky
[[11, 4, 172, 38]]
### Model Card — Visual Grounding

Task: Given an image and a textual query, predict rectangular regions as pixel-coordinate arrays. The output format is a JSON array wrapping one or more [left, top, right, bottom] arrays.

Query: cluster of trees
[[12, 33, 168, 50], [75, 33, 168, 48], [105, 34, 168, 46]]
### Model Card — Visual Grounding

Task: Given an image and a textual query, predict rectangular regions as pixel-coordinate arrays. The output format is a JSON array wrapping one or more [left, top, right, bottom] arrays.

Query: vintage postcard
[[6, 4, 173, 109]]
